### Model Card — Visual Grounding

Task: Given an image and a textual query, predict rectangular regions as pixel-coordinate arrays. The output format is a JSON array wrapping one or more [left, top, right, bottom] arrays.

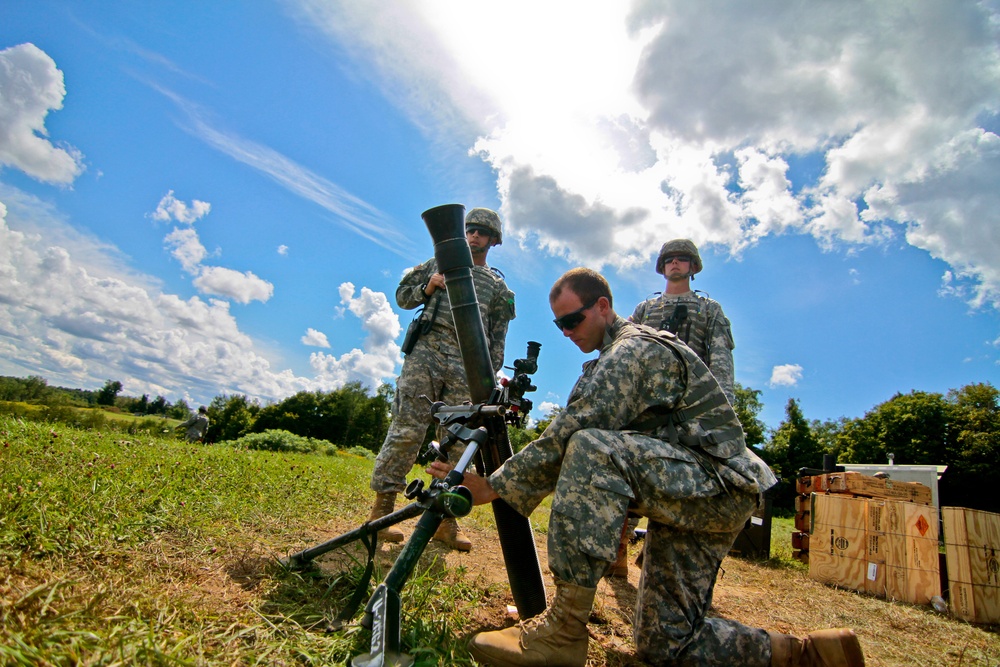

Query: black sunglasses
[[466, 225, 492, 237], [553, 298, 598, 331], [663, 254, 692, 264]]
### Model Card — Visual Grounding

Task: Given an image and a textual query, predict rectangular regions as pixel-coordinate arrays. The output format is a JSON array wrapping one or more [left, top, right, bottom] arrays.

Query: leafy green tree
[[947, 382, 1000, 471], [205, 394, 259, 443], [764, 399, 826, 476], [837, 391, 949, 465], [252, 383, 392, 452], [0, 375, 53, 402], [762, 398, 826, 510], [149, 395, 168, 415], [343, 382, 392, 451], [939, 383, 1000, 512], [732, 383, 766, 448], [254, 391, 325, 439], [96, 380, 123, 407], [811, 417, 850, 463], [507, 407, 555, 454], [168, 398, 192, 420], [531, 406, 560, 436]]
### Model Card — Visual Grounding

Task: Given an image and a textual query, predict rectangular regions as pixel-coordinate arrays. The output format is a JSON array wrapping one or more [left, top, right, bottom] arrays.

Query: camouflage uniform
[[178, 412, 209, 442], [371, 257, 516, 494], [489, 317, 778, 665], [631, 291, 735, 404]]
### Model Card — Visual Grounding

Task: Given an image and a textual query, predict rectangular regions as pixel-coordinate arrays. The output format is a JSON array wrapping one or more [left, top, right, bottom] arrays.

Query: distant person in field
[[428, 267, 864, 667], [368, 207, 515, 551], [177, 405, 209, 442]]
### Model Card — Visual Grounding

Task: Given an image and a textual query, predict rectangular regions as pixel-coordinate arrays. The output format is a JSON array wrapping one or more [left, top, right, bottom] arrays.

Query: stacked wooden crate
[[792, 471, 933, 563], [795, 472, 938, 605], [808, 492, 940, 605], [942, 507, 1000, 624]]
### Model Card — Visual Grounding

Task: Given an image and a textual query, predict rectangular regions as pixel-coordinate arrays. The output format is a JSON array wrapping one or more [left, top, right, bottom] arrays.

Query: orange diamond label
[[915, 515, 930, 536]]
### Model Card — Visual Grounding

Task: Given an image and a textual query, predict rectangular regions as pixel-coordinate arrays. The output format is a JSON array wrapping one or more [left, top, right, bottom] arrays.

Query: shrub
[[221, 428, 334, 454], [345, 445, 375, 459]]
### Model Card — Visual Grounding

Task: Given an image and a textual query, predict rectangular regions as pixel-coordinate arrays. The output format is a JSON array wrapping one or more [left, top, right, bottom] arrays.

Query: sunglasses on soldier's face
[[553, 298, 598, 331], [466, 225, 492, 237], [663, 254, 692, 264]]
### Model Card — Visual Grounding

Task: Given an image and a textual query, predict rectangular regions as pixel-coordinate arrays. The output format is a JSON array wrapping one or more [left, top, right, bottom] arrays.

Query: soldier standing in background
[[367, 208, 516, 551], [428, 267, 862, 667], [631, 239, 735, 403], [608, 239, 737, 578], [176, 405, 209, 443]]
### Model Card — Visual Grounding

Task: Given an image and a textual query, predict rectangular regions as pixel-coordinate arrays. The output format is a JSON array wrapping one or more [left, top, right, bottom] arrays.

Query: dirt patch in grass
[[307, 513, 1000, 667]]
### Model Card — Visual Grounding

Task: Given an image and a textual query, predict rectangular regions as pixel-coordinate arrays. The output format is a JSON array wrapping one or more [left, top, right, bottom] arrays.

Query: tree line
[[3, 374, 997, 511], [200, 383, 394, 453], [742, 382, 999, 513], [0, 375, 194, 419], [0, 375, 394, 453]]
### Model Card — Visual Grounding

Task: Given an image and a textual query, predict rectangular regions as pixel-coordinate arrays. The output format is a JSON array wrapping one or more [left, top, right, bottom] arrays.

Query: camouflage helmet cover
[[465, 208, 503, 245], [656, 238, 703, 275]]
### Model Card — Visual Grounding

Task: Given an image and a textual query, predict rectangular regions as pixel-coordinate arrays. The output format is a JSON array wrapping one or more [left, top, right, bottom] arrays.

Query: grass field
[[2, 414, 998, 666]]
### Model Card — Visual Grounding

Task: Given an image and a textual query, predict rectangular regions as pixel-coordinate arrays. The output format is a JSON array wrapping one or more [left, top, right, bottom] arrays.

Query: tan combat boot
[[769, 628, 865, 667], [469, 579, 596, 667], [431, 517, 472, 551], [367, 492, 403, 543]]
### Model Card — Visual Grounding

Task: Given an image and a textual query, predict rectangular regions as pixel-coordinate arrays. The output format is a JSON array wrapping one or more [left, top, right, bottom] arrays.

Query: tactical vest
[[624, 326, 744, 460]]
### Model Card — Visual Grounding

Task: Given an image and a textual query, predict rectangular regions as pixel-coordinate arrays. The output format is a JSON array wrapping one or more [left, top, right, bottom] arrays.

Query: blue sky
[[2, 1, 999, 431]]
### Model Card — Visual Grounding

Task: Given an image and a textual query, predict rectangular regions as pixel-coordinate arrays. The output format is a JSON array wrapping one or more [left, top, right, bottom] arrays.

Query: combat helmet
[[656, 239, 703, 275], [465, 208, 503, 245]]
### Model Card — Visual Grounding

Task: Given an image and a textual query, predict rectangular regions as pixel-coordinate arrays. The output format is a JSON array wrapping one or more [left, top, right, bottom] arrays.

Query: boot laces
[[517, 599, 568, 641]]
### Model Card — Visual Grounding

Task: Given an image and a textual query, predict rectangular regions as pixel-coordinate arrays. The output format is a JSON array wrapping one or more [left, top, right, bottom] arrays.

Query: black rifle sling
[[421, 293, 441, 334]]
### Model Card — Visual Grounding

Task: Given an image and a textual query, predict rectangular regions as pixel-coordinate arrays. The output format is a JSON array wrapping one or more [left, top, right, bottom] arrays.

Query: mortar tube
[[421, 203, 547, 619]]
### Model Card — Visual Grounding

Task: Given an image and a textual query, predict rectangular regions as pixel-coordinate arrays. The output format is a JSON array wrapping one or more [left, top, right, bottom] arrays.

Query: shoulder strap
[[419, 294, 442, 333]]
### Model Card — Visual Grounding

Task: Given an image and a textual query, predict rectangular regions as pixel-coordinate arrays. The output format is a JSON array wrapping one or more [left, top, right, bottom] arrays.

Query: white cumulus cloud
[[194, 266, 274, 305], [303, 0, 1000, 310], [0, 188, 402, 404], [302, 328, 330, 348], [769, 364, 804, 388], [0, 43, 84, 184], [155, 192, 274, 304], [151, 190, 211, 224], [309, 281, 402, 390]]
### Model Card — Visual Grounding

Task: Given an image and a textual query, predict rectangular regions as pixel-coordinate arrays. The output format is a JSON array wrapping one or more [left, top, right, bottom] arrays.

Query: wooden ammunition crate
[[797, 472, 932, 505], [791, 531, 810, 551], [808, 493, 940, 605], [942, 506, 1000, 624]]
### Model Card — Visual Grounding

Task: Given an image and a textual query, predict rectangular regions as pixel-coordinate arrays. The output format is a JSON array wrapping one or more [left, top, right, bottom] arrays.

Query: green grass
[[0, 415, 489, 665], [6, 415, 996, 666]]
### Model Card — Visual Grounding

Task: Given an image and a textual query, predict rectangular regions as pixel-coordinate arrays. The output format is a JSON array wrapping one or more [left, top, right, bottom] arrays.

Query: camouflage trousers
[[370, 340, 470, 494], [548, 428, 771, 666]]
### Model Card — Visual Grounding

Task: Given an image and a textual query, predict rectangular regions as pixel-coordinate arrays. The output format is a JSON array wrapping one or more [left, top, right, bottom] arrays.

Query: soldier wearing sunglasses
[[630, 239, 735, 404], [612, 239, 738, 579], [367, 208, 515, 552], [428, 267, 863, 667]]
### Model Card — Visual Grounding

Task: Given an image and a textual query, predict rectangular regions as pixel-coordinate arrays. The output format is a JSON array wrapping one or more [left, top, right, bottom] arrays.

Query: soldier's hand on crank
[[426, 461, 500, 505]]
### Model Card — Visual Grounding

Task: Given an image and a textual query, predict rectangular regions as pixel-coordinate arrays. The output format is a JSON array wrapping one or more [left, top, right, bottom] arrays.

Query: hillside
[[1, 415, 998, 665]]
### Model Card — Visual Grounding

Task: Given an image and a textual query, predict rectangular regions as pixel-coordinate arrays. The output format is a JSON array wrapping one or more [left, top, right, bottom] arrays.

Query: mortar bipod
[[281, 421, 484, 666], [350, 423, 481, 667]]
